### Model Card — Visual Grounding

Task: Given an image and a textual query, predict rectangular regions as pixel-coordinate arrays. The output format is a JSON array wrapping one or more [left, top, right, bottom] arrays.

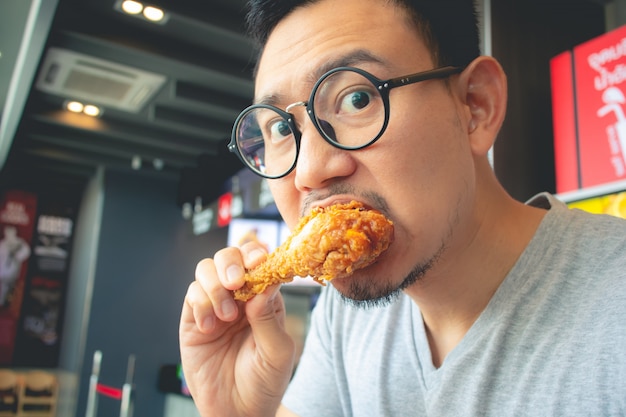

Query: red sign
[[551, 25, 626, 193], [217, 192, 232, 227], [0, 190, 37, 364]]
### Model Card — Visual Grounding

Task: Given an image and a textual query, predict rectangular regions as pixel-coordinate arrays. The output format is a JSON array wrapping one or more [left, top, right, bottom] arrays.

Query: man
[[179, 0, 626, 416]]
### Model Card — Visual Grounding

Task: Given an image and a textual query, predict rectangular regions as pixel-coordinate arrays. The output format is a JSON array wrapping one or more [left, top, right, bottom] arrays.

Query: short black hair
[[245, 0, 481, 69]]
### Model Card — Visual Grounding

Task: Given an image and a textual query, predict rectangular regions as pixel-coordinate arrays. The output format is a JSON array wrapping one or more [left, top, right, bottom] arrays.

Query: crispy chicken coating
[[233, 201, 394, 301]]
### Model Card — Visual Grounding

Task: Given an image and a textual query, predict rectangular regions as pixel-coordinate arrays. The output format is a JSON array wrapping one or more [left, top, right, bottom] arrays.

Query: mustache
[[301, 183, 390, 217]]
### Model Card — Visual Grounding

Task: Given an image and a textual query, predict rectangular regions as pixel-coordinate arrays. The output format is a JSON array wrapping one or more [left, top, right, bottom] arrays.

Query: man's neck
[[404, 194, 547, 368]]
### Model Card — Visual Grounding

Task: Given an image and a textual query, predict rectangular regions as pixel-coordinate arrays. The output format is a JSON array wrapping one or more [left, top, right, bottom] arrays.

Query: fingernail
[[221, 299, 236, 319], [226, 264, 243, 283], [249, 249, 266, 263], [202, 315, 215, 331]]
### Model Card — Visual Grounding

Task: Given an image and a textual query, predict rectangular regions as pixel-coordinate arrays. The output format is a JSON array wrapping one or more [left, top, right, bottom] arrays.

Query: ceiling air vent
[[35, 47, 166, 113]]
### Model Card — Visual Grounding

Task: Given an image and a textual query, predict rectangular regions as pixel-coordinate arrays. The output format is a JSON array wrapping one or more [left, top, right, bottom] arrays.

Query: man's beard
[[336, 242, 444, 309]]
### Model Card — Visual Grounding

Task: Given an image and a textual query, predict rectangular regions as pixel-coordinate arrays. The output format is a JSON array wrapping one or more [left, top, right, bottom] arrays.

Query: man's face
[[254, 0, 478, 301]]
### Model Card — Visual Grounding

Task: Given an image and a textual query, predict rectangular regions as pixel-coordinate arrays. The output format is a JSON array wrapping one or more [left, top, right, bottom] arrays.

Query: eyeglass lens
[[234, 69, 386, 177]]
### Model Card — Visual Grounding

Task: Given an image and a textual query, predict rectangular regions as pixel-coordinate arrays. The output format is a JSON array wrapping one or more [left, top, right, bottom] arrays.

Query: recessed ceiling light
[[121, 0, 143, 15], [143, 6, 164, 22], [66, 101, 84, 113], [83, 104, 101, 117], [114, 0, 168, 24]]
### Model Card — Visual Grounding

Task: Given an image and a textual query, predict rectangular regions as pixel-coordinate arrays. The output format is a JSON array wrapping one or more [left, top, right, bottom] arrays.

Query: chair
[[0, 369, 18, 415], [17, 371, 57, 417]]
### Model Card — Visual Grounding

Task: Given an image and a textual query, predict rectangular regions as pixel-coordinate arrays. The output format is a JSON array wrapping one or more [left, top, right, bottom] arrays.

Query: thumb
[[245, 286, 295, 364]]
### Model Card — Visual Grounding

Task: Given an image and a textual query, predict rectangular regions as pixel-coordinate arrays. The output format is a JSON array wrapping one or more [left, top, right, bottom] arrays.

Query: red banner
[[551, 25, 626, 193], [0, 190, 37, 364]]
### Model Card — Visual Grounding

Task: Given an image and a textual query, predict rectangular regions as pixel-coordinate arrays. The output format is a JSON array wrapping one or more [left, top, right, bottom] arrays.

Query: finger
[[239, 241, 269, 269], [213, 248, 247, 290], [181, 280, 217, 334], [213, 243, 268, 291], [196, 257, 240, 322]]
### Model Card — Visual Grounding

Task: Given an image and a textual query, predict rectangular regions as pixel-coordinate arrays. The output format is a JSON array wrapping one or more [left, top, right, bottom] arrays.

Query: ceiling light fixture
[[143, 6, 164, 22], [65, 101, 102, 117], [114, 0, 168, 24], [121, 0, 143, 15], [83, 104, 101, 117], [131, 155, 142, 170], [66, 101, 84, 113]]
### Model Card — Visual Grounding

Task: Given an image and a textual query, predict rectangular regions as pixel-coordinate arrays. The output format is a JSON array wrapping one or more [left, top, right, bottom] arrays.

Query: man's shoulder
[[533, 192, 626, 252]]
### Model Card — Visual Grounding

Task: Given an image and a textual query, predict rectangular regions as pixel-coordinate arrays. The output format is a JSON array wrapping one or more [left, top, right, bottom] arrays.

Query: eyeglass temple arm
[[384, 66, 463, 89]]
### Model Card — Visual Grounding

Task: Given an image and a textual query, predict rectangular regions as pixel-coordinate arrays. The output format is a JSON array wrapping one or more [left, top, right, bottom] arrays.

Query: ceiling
[[1, 0, 256, 204], [1, 0, 615, 205]]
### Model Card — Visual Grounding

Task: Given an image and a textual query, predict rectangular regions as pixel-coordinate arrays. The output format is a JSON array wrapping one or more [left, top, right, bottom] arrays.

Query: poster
[[551, 25, 626, 193], [0, 190, 37, 365], [13, 197, 77, 367]]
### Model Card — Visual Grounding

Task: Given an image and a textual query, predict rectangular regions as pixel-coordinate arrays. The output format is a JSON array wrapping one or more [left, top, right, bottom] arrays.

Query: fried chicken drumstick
[[233, 201, 394, 301]]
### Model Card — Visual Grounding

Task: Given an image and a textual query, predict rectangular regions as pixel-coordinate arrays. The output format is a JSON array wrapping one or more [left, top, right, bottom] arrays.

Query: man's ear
[[458, 56, 507, 156]]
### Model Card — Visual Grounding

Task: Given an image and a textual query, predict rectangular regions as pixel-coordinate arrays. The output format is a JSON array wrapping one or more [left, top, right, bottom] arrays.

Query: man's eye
[[339, 90, 372, 113], [269, 120, 292, 143]]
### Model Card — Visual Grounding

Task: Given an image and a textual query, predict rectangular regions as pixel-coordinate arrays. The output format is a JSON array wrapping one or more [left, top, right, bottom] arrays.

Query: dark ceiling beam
[[151, 105, 233, 136], [27, 92, 235, 142], [51, 30, 254, 97], [27, 113, 222, 156], [173, 81, 252, 116], [2, 151, 96, 179], [27, 133, 196, 170], [21, 146, 179, 178]]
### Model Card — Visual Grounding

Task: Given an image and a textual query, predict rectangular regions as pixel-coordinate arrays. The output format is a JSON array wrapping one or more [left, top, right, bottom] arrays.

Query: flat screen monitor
[[227, 218, 319, 287]]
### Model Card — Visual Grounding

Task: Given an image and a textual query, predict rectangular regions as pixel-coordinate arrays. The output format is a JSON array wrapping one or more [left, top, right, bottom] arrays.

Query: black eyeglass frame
[[228, 65, 464, 179]]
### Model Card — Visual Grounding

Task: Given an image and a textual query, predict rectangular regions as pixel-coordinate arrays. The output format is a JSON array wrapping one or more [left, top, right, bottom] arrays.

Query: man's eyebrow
[[254, 94, 281, 107], [308, 49, 387, 82], [254, 50, 386, 107]]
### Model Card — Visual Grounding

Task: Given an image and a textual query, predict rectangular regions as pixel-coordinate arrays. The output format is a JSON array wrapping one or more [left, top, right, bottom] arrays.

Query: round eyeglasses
[[228, 65, 463, 179]]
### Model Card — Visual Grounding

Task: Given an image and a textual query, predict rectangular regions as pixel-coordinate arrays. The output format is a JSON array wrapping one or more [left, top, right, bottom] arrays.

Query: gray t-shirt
[[283, 193, 626, 416]]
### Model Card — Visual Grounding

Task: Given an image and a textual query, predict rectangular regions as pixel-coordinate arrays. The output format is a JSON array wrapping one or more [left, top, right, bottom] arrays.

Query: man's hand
[[179, 243, 296, 417]]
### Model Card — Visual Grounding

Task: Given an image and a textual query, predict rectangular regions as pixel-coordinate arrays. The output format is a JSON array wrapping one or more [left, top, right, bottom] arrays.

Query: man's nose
[[292, 114, 355, 191]]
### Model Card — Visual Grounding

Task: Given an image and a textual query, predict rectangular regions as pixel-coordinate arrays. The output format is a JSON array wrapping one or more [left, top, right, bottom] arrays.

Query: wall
[[72, 169, 228, 417], [491, 0, 606, 201], [606, 0, 626, 30]]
